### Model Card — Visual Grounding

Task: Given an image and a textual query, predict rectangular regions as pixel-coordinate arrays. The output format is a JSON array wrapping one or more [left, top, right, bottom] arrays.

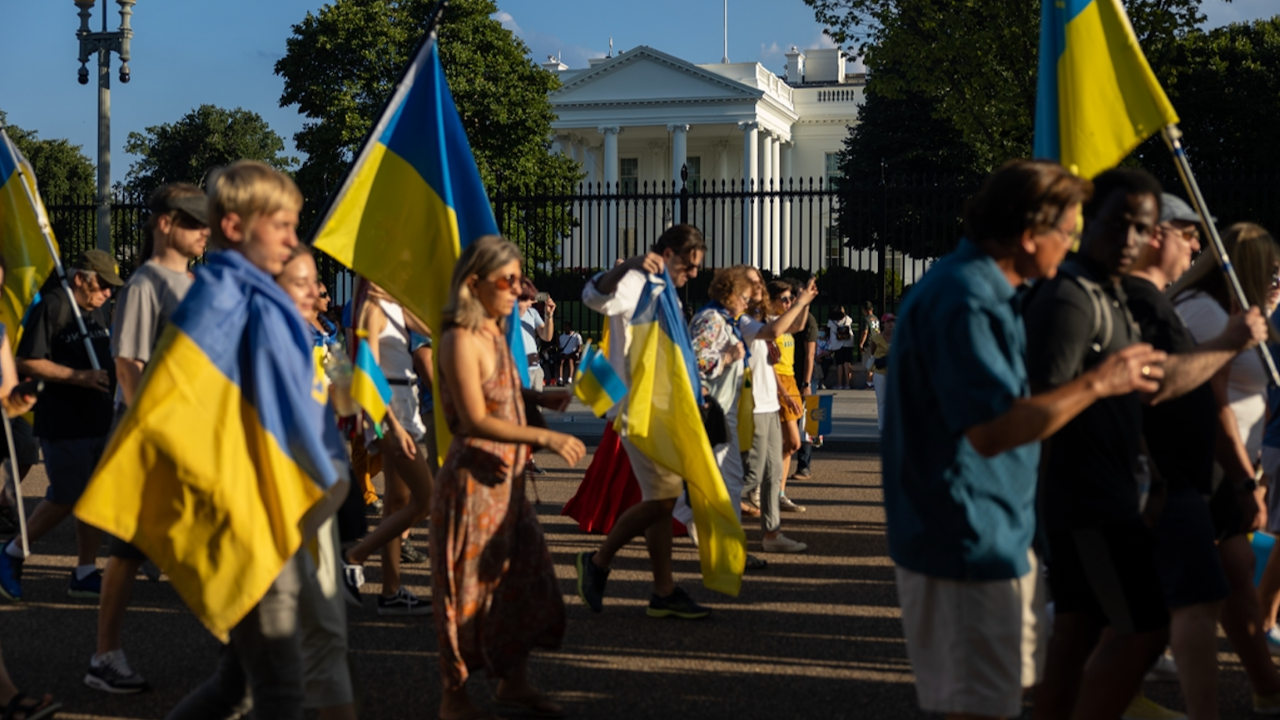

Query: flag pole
[[1161, 124, 1280, 387], [0, 130, 103, 372], [1, 412, 28, 558]]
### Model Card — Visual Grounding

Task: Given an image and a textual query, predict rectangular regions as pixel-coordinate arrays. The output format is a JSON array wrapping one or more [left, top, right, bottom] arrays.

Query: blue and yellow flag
[[804, 394, 833, 437], [75, 251, 349, 641], [351, 337, 392, 429], [0, 129, 57, 346], [1034, 0, 1179, 179], [574, 341, 626, 417], [624, 272, 746, 596]]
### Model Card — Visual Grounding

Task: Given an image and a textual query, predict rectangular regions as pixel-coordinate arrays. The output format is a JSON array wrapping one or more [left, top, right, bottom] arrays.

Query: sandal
[[1, 692, 61, 720], [491, 692, 565, 718], [740, 503, 761, 518], [745, 554, 768, 571]]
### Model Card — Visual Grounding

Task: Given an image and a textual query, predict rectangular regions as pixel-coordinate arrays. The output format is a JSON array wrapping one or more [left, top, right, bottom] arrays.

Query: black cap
[[72, 249, 124, 287], [149, 190, 209, 226]]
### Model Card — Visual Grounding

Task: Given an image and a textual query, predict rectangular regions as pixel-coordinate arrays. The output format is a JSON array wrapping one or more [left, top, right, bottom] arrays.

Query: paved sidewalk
[[0, 450, 1258, 719]]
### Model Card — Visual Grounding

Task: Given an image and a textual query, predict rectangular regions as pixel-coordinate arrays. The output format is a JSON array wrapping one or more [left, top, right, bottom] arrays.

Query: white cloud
[[490, 11, 602, 69], [758, 41, 784, 63], [813, 30, 839, 50]]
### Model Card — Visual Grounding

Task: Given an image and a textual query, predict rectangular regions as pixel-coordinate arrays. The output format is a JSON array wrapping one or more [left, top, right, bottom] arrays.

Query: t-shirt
[[17, 291, 115, 440], [859, 313, 879, 348], [740, 316, 781, 414], [870, 332, 891, 375], [520, 306, 544, 358], [827, 316, 856, 349], [558, 331, 582, 356], [1024, 255, 1144, 531], [793, 312, 819, 383], [775, 331, 796, 377], [1176, 291, 1269, 458], [882, 238, 1039, 581], [111, 262, 193, 364], [1123, 276, 1217, 494]]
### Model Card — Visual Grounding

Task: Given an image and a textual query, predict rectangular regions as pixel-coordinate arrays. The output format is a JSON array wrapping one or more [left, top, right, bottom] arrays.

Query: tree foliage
[[122, 104, 296, 198], [275, 0, 580, 266], [0, 109, 96, 202]]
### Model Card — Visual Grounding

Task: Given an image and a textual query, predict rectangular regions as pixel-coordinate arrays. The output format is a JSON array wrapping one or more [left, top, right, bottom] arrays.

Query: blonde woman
[[433, 236, 584, 720]]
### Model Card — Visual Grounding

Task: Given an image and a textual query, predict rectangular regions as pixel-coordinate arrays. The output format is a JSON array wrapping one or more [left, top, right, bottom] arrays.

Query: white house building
[[542, 45, 863, 272]]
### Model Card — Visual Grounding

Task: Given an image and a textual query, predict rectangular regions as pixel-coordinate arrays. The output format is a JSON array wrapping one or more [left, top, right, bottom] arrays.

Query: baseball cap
[[881, 313, 896, 324], [149, 189, 209, 226], [1160, 193, 1210, 225], [72, 249, 124, 287]]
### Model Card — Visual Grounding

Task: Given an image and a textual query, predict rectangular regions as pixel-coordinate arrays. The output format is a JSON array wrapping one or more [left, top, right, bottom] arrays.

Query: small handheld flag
[[351, 338, 392, 439], [804, 394, 833, 437], [1034, 0, 1178, 179], [573, 342, 625, 417]]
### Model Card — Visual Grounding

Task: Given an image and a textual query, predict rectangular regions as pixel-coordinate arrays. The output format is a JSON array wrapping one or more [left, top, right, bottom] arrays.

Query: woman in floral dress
[[432, 236, 586, 720]]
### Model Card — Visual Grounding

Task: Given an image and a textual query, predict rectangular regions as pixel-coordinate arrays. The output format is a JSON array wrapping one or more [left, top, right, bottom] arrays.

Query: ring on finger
[[1141, 365, 1151, 377]]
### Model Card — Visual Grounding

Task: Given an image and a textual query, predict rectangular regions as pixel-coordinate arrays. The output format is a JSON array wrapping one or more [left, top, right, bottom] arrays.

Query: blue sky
[[0, 0, 1273, 188]]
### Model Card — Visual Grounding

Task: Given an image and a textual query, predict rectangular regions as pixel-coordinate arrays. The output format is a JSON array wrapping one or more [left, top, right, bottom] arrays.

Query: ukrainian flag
[[624, 272, 746, 596], [1034, 0, 1179, 179], [75, 251, 349, 641], [0, 129, 57, 346], [573, 341, 625, 417], [351, 337, 392, 428]]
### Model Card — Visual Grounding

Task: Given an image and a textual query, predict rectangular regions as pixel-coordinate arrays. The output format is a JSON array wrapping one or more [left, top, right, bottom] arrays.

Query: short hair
[[443, 235, 525, 332], [518, 277, 538, 302], [963, 159, 1092, 249], [707, 266, 755, 305], [651, 224, 706, 256], [861, 300, 874, 313], [767, 279, 793, 300], [208, 161, 303, 251], [1084, 167, 1164, 222]]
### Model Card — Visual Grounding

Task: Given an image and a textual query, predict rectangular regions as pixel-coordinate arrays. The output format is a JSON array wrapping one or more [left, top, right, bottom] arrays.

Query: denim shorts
[[41, 435, 108, 505]]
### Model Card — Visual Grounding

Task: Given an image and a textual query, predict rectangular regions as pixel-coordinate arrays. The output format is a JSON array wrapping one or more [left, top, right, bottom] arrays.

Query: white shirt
[[559, 331, 583, 355], [520, 306, 544, 357], [376, 300, 415, 381], [739, 316, 781, 414], [1176, 291, 1269, 457]]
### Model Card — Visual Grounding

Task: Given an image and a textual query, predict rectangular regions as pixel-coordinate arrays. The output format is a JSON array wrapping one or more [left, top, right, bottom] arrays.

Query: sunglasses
[[487, 273, 522, 291], [777, 295, 794, 304], [318, 292, 330, 299]]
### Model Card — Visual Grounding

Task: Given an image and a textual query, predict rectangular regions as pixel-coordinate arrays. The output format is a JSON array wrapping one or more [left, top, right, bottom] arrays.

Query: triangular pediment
[[551, 46, 761, 106]]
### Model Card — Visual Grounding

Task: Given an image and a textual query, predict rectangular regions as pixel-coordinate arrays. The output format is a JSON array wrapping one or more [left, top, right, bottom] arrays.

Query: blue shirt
[[881, 238, 1040, 581]]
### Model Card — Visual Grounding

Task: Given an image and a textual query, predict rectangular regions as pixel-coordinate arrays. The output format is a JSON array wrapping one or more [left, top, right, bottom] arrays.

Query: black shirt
[[794, 312, 819, 384], [1024, 255, 1144, 531], [16, 290, 115, 440], [1123, 275, 1217, 495]]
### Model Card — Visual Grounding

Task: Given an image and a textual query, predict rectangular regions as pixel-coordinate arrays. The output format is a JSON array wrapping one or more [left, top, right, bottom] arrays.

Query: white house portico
[[543, 45, 863, 271]]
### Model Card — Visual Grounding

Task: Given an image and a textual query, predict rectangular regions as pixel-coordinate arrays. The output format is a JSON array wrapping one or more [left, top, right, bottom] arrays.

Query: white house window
[[683, 156, 701, 192], [620, 158, 639, 194], [826, 226, 843, 267], [825, 153, 842, 188]]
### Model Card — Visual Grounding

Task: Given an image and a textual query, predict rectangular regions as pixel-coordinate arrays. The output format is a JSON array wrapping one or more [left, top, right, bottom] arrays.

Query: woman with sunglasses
[[310, 282, 342, 355], [766, 279, 808, 513], [433, 236, 584, 720]]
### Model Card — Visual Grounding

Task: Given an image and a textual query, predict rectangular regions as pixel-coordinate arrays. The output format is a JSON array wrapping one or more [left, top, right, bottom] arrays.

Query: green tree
[[803, 0, 1214, 170], [274, 0, 580, 266], [123, 104, 297, 197], [0, 109, 96, 202]]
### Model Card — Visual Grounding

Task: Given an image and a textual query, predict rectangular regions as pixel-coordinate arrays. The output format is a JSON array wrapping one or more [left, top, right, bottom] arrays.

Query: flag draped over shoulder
[[623, 272, 745, 596], [0, 130, 57, 346], [75, 251, 349, 642], [1034, 0, 1178, 179], [311, 30, 529, 457]]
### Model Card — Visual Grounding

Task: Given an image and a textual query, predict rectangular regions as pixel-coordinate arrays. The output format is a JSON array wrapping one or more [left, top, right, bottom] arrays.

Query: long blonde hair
[[1170, 222, 1280, 341], [442, 235, 524, 331]]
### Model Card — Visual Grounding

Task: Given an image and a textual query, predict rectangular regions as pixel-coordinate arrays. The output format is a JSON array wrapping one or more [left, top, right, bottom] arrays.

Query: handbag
[[700, 396, 728, 447]]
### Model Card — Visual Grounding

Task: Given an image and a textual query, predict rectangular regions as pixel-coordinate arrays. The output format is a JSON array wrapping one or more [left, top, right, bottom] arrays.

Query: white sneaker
[[1144, 649, 1178, 682], [762, 533, 807, 553]]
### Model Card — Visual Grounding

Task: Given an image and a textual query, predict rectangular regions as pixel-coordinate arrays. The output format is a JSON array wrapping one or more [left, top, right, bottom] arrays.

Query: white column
[[599, 126, 621, 266], [668, 123, 689, 191], [780, 141, 793, 270], [771, 137, 782, 271], [759, 131, 775, 272], [739, 121, 759, 267], [715, 140, 729, 189], [585, 145, 599, 187]]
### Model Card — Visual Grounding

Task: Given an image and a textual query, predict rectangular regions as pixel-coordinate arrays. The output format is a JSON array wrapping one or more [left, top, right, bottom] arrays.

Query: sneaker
[[762, 533, 808, 553], [0, 548, 23, 602], [646, 586, 711, 620], [1267, 626, 1280, 656], [1255, 690, 1280, 715], [340, 556, 364, 607], [1144, 650, 1178, 682], [743, 489, 761, 510], [376, 587, 432, 616], [1122, 694, 1186, 720], [813, 435, 824, 449], [367, 497, 385, 515], [400, 541, 427, 564], [779, 495, 806, 512], [575, 551, 609, 613], [791, 470, 812, 481], [85, 649, 150, 694], [68, 569, 103, 600]]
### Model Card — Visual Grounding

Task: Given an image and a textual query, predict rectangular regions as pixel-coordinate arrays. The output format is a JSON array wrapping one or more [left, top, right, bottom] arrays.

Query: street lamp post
[[74, 0, 134, 254]]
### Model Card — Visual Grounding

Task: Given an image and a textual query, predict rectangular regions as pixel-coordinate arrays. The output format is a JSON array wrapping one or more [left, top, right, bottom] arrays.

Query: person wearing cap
[[1120, 192, 1268, 719], [84, 182, 209, 694], [0, 248, 121, 605], [869, 313, 894, 432]]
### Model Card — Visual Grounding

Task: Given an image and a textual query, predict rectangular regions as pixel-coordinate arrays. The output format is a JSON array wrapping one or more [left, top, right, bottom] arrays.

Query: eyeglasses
[[487, 273, 522, 291], [318, 292, 330, 299]]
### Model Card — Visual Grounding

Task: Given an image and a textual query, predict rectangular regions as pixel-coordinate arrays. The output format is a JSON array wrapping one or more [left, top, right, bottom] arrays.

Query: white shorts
[[364, 383, 426, 449], [620, 436, 684, 502], [895, 550, 1048, 718]]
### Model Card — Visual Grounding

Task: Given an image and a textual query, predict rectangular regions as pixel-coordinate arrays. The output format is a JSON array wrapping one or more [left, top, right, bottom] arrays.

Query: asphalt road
[[0, 450, 1262, 719]]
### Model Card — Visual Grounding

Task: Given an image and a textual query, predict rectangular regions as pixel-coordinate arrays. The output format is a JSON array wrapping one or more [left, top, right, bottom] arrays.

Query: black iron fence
[[42, 172, 1280, 343]]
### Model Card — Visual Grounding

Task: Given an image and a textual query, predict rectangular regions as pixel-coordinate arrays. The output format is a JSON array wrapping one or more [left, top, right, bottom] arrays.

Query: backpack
[[1043, 261, 1138, 366], [835, 322, 853, 342]]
